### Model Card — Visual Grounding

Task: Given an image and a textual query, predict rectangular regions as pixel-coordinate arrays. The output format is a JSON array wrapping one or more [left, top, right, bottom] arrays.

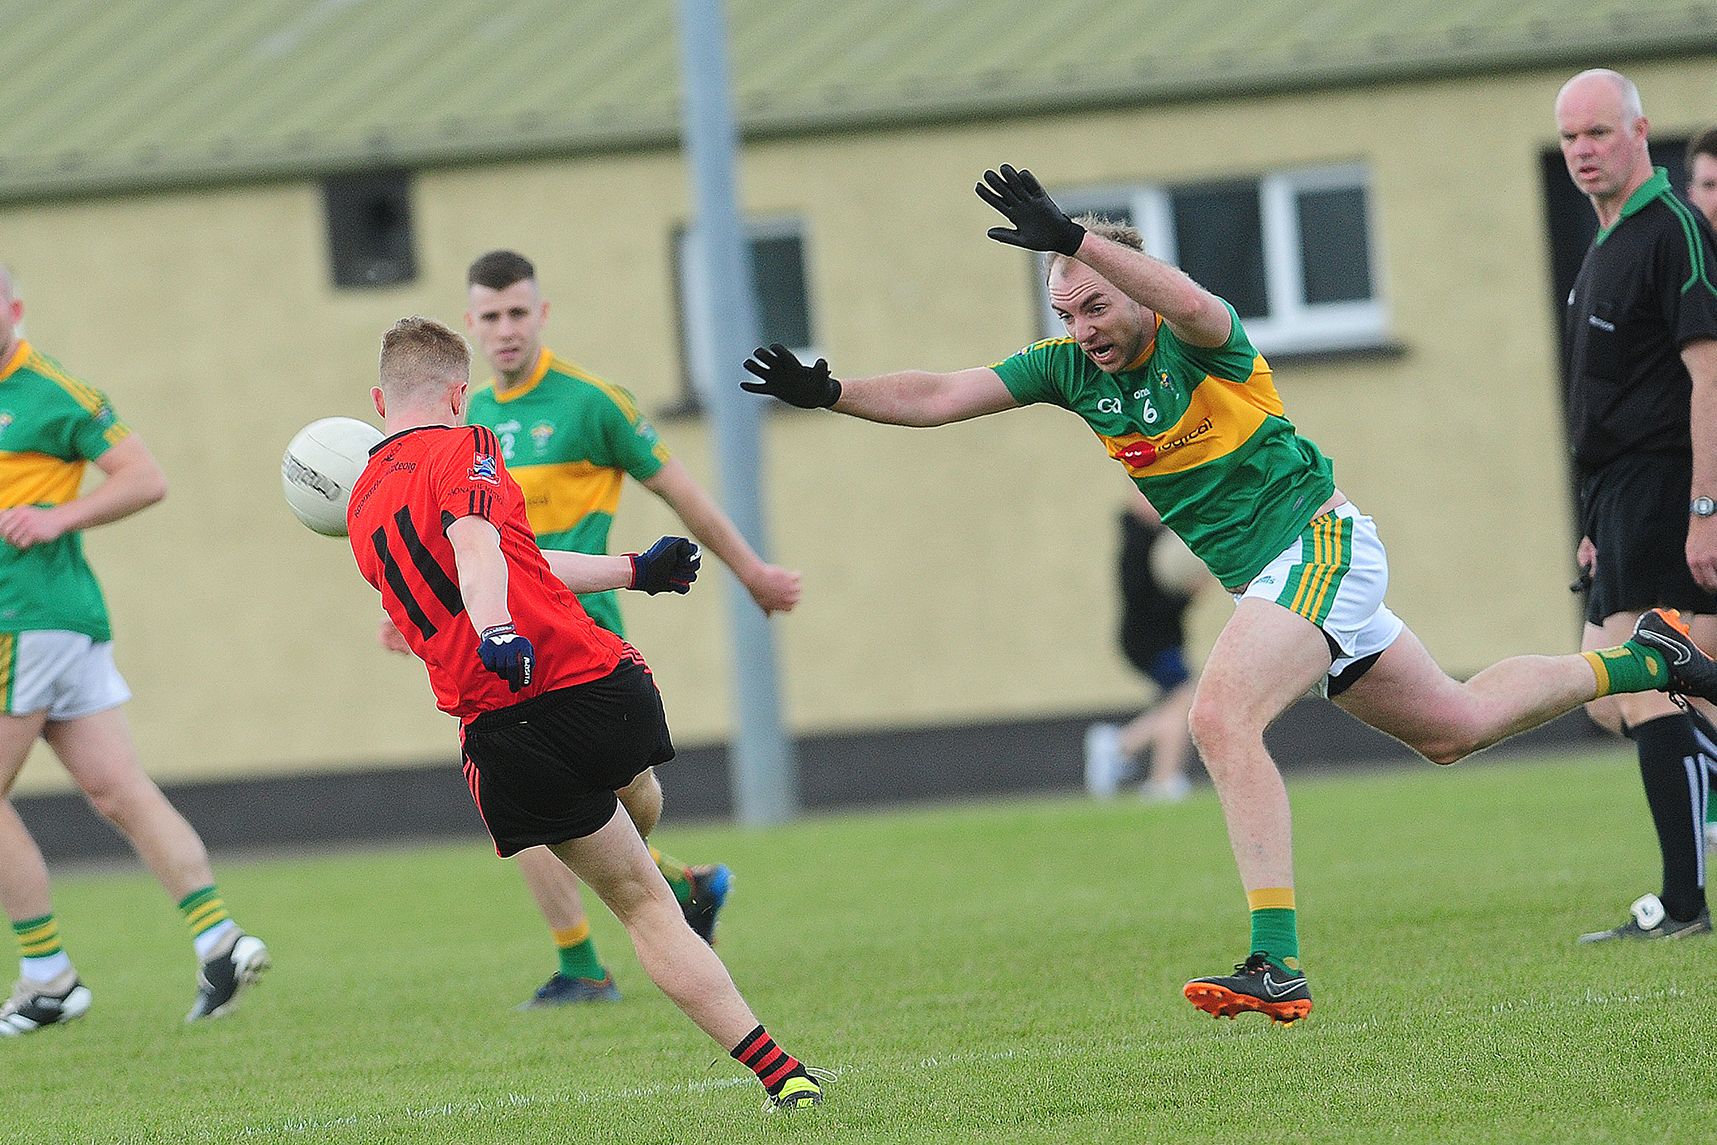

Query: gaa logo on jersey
[[529, 421, 555, 452], [468, 452, 500, 485]]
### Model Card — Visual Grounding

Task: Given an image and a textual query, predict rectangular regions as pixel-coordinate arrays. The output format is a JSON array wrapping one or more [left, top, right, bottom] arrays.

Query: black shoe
[[1578, 893, 1713, 943], [0, 970, 91, 1036], [1632, 609, 1717, 703], [1184, 952, 1312, 1024], [186, 931, 270, 1022], [682, 864, 732, 945], [515, 972, 620, 1009]]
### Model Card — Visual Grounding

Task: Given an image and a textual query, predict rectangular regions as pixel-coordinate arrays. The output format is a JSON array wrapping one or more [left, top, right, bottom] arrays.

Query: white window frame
[[1041, 165, 1387, 357], [678, 216, 815, 405]]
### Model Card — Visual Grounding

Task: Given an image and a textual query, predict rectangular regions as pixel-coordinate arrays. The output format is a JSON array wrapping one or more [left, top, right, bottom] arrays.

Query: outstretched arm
[[741, 344, 1018, 427], [542, 537, 701, 597], [977, 163, 1232, 348], [0, 434, 167, 550], [641, 458, 800, 614]]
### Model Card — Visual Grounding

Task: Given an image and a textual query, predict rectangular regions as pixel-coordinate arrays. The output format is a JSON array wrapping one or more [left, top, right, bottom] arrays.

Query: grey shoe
[[1578, 893, 1712, 943]]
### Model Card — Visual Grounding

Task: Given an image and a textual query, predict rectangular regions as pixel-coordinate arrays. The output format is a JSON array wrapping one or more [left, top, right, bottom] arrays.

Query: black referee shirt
[[1564, 167, 1717, 474]]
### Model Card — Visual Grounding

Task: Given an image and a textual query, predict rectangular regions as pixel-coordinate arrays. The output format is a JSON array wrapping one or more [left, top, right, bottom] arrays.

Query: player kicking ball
[[346, 316, 823, 1111]]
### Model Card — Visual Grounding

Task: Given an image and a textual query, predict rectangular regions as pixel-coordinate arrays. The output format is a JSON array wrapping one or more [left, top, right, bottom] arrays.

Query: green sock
[[650, 846, 693, 905], [552, 923, 605, 981], [1584, 641, 1670, 696], [1247, 888, 1301, 973]]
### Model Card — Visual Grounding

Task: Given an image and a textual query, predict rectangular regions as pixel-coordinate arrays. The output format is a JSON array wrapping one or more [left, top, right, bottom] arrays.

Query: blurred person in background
[[0, 265, 268, 1034], [1557, 70, 1717, 942], [740, 163, 1717, 1025], [1084, 487, 1214, 803]]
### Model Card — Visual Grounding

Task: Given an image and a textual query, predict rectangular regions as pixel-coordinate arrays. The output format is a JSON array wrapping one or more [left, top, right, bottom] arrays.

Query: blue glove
[[477, 623, 534, 692], [628, 537, 701, 595]]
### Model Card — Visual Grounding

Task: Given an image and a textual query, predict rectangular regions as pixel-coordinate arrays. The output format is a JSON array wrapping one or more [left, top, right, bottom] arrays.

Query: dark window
[[670, 221, 813, 412], [1172, 182, 1267, 319], [1297, 185, 1372, 305], [324, 171, 417, 289], [751, 232, 811, 351]]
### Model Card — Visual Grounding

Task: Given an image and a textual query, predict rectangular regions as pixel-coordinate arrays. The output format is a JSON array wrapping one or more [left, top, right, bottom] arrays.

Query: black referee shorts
[[459, 658, 676, 857], [1580, 452, 1717, 626]]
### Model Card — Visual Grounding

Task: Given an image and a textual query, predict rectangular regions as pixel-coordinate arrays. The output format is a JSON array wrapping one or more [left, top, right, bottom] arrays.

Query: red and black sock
[[731, 1025, 806, 1095]]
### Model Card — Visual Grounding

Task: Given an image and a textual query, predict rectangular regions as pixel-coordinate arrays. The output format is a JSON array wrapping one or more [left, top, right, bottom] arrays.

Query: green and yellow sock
[[178, 886, 237, 959], [650, 846, 693, 905], [13, 913, 72, 982], [1247, 887, 1301, 974], [1584, 641, 1670, 696], [553, 921, 606, 981]]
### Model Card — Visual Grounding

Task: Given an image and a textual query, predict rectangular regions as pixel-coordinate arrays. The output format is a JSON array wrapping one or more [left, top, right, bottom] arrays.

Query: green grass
[[8, 748, 1717, 1143]]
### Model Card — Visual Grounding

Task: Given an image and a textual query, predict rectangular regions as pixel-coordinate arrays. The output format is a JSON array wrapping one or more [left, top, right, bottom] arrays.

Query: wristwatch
[[1693, 496, 1717, 518]]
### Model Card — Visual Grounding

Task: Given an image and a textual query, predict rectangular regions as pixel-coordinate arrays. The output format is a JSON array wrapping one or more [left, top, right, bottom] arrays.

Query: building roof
[[3, 0, 1715, 201]]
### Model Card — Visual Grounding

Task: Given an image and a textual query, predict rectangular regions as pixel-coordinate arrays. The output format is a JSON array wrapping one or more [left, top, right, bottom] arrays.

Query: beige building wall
[[5, 62, 1709, 793]]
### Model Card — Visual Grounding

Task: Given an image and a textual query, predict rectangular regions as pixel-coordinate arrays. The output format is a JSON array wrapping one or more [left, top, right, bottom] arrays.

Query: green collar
[[1596, 167, 1670, 244]]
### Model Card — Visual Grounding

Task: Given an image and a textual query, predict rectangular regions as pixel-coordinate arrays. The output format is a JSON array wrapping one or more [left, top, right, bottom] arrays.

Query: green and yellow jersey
[[0, 340, 130, 639], [464, 347, 670, 635], [992, 304, 1334, 587]]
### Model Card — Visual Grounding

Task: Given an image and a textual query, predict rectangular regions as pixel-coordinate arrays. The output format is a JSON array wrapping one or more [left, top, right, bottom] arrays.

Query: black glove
[[629, 536, 701, 595], [477, 623, 534, 692], [740, 343, 842, 409], [975, 164, 1085, 256]]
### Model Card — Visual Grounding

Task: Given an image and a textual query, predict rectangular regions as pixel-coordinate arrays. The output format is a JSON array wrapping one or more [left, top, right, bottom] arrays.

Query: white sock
[[193, 919, 237, 961], [21, 951, 72, 984]]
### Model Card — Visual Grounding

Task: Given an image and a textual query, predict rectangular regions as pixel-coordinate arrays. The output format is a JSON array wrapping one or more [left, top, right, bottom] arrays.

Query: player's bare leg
[[0, 710, 52, 919], [1181, 599, 1328, 1023], [513, 846, 620, 1006], [48, 709, 214, 898], [1333, 627, 1603, 765], [549, 805, 822, 1108], [0, 710, 90, 1033], [48, 707, 268, 1021]]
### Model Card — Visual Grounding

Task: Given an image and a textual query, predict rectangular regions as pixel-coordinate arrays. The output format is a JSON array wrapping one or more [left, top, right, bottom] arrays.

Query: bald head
[[1556, 68, 1652, 224], [1556, 69, 1643, 125]]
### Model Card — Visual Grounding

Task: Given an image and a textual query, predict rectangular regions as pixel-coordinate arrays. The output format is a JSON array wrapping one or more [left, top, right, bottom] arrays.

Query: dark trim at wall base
[[15, 703, 1605, 863]]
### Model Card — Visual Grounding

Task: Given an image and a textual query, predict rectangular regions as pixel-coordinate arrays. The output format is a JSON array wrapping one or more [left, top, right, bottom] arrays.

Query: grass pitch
[[9, 748, 1717, 1143]]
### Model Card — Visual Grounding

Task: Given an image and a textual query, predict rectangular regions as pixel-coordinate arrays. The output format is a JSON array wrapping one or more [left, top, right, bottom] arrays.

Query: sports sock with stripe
[[1247, 887, 1301, 974], [1583, 641, 1670, 696], [1631, 714, 1708, 922], [177, 886, 238, 960], [649, 846, 693, 905], [553, 921, 606, 981], [13, 914, 72, 983], [731, 1025, 808, 1095]]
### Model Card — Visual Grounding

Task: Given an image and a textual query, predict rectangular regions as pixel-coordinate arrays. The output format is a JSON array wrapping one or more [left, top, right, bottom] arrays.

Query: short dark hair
[[1688, 127, 1717, 170], [467, 250, 536, 291]]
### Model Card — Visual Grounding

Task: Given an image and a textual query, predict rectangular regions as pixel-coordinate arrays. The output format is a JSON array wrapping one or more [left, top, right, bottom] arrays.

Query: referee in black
[[1556, 68, 1717, 941]]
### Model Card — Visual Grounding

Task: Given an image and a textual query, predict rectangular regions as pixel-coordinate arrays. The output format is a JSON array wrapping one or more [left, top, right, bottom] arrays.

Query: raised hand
[[740, 343, 842, 409], [975, 164, 1085, 256]]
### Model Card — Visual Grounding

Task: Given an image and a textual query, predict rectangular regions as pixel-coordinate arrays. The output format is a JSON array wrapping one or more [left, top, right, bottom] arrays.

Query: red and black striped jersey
[[348, 423, 626, 719]]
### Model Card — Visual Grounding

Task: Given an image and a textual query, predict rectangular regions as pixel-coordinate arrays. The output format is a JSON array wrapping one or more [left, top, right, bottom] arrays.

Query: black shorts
[[1580, 453, 1717, 626], [459, 658, 675, 857]]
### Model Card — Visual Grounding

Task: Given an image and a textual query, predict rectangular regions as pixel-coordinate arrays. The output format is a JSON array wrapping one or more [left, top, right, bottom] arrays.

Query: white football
[[281, 417, 383, 537]]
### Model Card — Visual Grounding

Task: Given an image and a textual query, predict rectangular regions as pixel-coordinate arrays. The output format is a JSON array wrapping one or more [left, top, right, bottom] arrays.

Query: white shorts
[[1232, 503, 1405, 697], [2, 631, 132, 720]]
